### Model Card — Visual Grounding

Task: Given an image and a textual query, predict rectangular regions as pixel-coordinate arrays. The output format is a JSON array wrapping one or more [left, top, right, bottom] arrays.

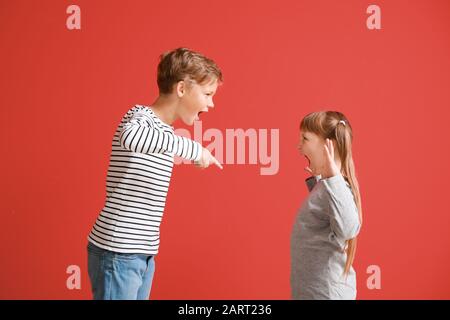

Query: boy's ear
[[176, 81, 185, 98]]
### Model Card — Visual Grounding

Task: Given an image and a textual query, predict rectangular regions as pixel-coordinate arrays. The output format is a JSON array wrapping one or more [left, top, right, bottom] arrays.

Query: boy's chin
[[180, 116, 196, 126]]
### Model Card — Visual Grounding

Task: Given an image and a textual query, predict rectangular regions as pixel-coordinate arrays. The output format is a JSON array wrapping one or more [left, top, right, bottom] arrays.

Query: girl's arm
[[321, 173, 360, 240]]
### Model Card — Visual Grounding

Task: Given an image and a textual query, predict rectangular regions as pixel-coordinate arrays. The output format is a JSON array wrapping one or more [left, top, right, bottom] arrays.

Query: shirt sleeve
[[119, 109, 202, 162], [321, 174, 361, 240]]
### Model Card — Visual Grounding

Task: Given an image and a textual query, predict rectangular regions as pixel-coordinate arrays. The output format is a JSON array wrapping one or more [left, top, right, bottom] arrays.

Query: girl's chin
[[308, 164, 321, 175]]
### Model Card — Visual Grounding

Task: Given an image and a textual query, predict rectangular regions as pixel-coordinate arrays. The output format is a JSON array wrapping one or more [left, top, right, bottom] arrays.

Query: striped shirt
[[88, 105, 203, 255]]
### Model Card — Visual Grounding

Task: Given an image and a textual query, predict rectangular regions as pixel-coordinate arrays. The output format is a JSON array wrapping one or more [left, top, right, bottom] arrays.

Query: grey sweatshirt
[[290, 173, 361, 300]]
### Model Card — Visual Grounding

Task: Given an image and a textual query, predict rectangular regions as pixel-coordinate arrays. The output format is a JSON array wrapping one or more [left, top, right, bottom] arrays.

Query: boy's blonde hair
[[157, 47, 223, 94], [300, 111, 363, 278]]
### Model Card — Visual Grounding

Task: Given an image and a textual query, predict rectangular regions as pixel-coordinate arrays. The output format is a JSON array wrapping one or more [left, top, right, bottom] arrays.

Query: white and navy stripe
[[88, 105, 202, 255]]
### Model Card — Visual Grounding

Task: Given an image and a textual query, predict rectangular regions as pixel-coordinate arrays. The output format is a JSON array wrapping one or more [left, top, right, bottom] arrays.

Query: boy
[[86, 48, 223, 300]]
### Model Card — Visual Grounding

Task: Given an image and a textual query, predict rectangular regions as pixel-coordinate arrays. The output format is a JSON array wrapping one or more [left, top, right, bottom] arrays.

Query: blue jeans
[[87, 241, 155, 300]]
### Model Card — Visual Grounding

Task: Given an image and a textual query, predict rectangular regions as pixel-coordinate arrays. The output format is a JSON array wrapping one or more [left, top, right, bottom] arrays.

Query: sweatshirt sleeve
[[119, 109, 202, 162], [321, 174, 361, 240]]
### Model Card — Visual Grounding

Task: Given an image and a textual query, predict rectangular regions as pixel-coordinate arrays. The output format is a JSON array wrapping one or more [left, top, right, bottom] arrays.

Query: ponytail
[[334, 119, 362, 278]]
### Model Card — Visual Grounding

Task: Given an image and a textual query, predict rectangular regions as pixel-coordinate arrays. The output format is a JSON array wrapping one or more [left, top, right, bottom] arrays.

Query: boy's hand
[[194, 147, 223, 170]]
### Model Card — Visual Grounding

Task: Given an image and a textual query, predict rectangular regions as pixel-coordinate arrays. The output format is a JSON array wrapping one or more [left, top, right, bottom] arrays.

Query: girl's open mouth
[[305, 155, 311, 166]]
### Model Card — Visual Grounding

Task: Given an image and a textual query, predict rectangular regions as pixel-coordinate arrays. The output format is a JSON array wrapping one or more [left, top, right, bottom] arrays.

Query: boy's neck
[[150, 95, 179, 126]]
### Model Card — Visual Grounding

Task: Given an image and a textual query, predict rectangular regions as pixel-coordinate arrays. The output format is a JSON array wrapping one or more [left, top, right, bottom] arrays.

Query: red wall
[[1, 0, 450, 299]]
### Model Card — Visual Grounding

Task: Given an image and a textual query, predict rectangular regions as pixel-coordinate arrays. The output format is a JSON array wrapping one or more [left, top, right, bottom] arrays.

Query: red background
[[1, 0, 450, 299]]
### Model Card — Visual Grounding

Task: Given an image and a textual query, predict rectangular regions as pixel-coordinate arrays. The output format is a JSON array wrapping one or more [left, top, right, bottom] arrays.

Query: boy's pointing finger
[[212, 156, 223, 170]]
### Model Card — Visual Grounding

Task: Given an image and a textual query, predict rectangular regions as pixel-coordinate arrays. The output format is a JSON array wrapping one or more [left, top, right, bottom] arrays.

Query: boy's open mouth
[[196, 111, 205, 121]]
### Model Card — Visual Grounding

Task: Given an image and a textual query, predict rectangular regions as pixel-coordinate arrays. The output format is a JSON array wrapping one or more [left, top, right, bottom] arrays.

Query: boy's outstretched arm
[[119, 109, 221, 169], [194, 148, 222, 169]]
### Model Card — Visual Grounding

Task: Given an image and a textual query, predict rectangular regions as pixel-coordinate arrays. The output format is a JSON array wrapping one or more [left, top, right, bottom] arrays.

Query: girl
[[291, 111, 363, 300]]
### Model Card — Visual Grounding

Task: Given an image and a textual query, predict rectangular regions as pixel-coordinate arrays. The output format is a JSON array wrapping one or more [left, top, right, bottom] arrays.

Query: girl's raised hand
[[321, 138, 340, 179]]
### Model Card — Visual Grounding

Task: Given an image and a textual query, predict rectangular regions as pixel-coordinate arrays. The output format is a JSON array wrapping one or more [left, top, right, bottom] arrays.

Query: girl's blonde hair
[[300, 111, 362, 277]]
